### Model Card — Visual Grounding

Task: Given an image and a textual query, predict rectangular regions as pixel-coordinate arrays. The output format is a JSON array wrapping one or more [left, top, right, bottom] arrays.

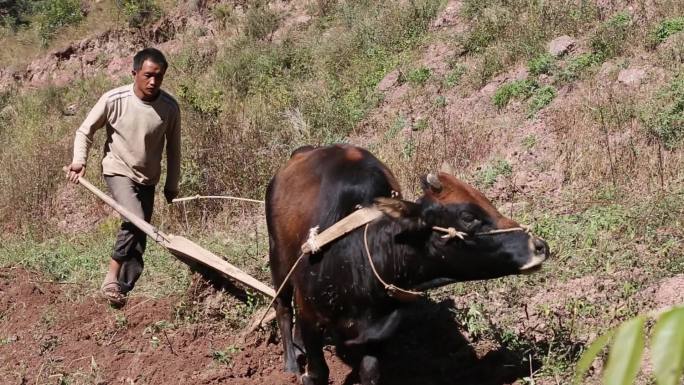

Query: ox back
[[266, 144, 405, 381]]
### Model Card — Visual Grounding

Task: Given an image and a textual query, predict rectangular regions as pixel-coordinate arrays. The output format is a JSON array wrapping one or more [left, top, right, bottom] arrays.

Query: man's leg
[[104, 176, 155, 298]]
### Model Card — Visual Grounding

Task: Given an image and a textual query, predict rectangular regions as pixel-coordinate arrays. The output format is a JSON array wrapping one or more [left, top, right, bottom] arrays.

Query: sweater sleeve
[[165, 107, 181, 192], [72, 94, 108, 166]]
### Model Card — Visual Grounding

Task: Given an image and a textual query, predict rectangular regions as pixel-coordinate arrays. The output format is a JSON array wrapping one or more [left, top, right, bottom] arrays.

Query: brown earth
[[0, 266, 538, 385]]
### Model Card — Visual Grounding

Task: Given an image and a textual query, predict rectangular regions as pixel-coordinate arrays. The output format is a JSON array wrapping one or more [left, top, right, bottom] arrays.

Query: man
[[65, 48, 181, 307]]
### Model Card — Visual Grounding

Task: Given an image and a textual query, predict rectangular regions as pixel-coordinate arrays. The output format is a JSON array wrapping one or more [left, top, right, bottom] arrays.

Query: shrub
[[244, 1, 280, 40], [492, 79, 539, 109], [35, 0, 83, 45], [558, 53, 602, 83], [643, 76, 684, 149], [528, 53, 554, 76], [406, 67, 431, 86], [0, 0, 33, 31], [528, 85, 557, 116], [649, 16, 684, 47], [120, 0, 161, 28], [590, 11, 631, 60]]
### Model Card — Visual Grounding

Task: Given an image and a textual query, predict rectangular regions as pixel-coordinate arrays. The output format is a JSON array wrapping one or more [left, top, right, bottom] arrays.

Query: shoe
[[101, 280, 127, 308]]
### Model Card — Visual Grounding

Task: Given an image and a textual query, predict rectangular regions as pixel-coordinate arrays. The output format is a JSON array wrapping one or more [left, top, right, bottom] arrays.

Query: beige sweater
[[72, 84, 181, 191]]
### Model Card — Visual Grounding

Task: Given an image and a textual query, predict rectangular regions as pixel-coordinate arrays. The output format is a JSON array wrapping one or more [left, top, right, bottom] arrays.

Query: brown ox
[[266, 144, 549, 385]]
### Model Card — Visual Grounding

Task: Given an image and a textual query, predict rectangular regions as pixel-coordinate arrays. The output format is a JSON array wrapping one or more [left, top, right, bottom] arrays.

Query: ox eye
[[460, 211, 476, 223]]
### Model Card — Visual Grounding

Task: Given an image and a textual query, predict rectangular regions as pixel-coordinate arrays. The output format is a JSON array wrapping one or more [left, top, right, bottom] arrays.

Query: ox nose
[[533, 237, 549, 258]]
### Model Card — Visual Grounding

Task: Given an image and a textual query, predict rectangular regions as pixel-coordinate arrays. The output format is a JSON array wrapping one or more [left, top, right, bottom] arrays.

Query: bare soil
[[0, 267, 534, 385]]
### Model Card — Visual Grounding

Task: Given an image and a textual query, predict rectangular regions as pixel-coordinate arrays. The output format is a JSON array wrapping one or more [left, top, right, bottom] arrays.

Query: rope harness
[[260, 206, 533, 324]]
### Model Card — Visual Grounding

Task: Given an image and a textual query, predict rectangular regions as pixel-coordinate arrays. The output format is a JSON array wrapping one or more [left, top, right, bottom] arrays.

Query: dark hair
[[133, 48, 168, 71]]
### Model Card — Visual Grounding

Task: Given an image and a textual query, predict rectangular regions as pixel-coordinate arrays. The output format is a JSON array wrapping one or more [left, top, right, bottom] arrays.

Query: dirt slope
[[0, 267, 537, 385]]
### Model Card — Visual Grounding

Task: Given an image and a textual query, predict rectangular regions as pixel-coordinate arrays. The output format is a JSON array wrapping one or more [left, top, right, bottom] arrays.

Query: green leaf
[[574, 329, 616, 384], [652, 307, 684, 385], [603, 316, 646, 385]]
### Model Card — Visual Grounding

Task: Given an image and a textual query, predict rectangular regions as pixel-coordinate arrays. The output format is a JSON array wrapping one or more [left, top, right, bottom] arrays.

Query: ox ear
[[374, 197, 421, 219]]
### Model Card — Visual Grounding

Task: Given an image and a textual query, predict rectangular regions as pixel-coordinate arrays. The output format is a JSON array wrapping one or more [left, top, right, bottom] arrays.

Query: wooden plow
[[72, 174, 276, 327]]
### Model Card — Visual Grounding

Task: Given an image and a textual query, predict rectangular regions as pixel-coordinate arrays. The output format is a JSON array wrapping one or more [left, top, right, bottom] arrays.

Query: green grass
[[643, 75, 684, 149], [649, 16, 684, 47], [477, 159, 512, 187], [590, 11, 632, 61], [528, 85, 557, 116], [528, 53, 554, 76], [492, 79, 539, 109]]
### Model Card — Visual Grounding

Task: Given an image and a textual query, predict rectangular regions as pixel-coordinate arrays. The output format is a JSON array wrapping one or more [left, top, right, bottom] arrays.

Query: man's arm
[[67, 94, 108, 183], [164, 108, 181, 202]]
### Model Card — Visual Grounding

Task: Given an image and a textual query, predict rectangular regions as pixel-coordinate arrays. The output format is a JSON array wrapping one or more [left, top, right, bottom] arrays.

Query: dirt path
[[0, 267, 530, 384]]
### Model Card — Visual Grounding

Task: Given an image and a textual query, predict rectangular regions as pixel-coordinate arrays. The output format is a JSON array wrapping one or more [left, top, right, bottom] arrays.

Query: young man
[[65, 48, 181, 307]]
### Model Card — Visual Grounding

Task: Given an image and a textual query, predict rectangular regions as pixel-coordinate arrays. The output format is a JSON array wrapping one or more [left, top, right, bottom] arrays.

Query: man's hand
[[163, 188, 178, 204], [65, 163, 86, 184]]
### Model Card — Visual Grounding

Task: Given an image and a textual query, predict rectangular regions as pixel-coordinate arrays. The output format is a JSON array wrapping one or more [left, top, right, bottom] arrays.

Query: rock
[[63, 104, 79, 116], [548, 36, 576, 57], [377, 70, 400, 93], [617, 68, 647, 86]]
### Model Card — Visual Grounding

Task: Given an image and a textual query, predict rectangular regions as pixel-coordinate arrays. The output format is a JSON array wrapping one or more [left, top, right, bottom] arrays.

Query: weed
[[522, 134, 537, 150], [177, 83, 224, 116], [212, 345, 241, 365], [528, 85, 557, 117], [413, 118, 429, 131], [443, 64, 466, 88], [493, 79, 539, 109], [478, 159, 512, 187], [406, 67, 431, 86], [528, 53, 554, 76], [648, 16, 684, 47], [115, 314, 128, 328], [434, 95, 447, 108], [642, 75, 684, 149]]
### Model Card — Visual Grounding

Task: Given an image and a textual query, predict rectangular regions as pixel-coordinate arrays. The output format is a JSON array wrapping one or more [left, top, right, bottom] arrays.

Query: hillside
[[0, 0, 682, 384]]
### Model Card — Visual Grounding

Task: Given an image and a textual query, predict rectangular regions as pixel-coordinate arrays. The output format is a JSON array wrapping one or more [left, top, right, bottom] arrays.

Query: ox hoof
[[300, 373, 325, 385]]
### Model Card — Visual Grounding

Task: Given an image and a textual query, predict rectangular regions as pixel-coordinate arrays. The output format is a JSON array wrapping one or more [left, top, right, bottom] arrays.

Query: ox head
[[376, 172, 549, 281]]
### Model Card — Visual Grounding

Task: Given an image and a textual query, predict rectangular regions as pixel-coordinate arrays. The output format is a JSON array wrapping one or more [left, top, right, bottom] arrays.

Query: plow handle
[[64, 168, 167, 243]]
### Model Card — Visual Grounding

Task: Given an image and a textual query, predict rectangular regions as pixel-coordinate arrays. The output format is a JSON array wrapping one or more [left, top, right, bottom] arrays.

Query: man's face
[[132, 59, 165, 101]]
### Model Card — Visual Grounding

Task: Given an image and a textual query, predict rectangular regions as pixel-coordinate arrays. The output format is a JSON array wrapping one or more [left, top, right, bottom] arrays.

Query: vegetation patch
[[120, 0, 161, 28], [528, 85, 557, 117], [35, 0, 84, 45], [528, 53, 554, 76], [477, 159, 512, 187], [492, 79, 539, 109], [590, 11, 632, 61], [649, 16, 684, 47], [643, 75, 684, 149]]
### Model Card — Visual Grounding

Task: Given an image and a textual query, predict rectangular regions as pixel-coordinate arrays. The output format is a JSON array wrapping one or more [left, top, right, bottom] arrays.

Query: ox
[[266, 144, 549, 385]]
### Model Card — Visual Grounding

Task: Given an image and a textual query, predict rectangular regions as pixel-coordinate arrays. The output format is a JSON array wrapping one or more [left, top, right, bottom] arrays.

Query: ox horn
[[426, 173, 442, 191]]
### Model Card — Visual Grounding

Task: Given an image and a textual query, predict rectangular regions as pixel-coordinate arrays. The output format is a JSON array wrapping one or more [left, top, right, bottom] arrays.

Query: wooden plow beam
[[74, 175, 276, 299]]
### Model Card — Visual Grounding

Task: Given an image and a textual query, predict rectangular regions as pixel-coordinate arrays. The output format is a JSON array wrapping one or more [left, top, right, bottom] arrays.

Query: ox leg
[[300, 320, 329, 385], [359, 355, 380, 385], [274, 288, 301, 373]]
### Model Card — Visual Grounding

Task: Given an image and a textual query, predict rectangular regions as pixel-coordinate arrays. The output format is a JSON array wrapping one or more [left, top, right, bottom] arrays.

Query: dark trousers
[[105, 175, 155, 294]]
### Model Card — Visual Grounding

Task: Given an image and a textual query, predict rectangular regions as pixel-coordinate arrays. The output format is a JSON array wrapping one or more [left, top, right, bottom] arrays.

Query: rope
[[304, 226, 321, 254], [363, 223, 424, 301], [258, 250, 308, 326], [432, 225, 529, 239], [172, 194, 264, 204]]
